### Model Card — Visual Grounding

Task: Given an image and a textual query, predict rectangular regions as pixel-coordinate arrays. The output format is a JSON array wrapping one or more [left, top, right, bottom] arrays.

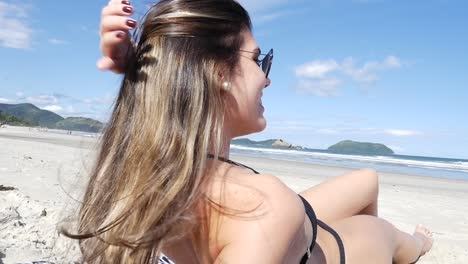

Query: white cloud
[[64, 106, 76, 114], [341, 56, 402, 85], [297, 78, 342, 97], [16, 92, 25, 98], [26, 95, 59, 105], [0, 97, 13, 103], [48, 38, 67, 45], [295, 56, 403, 95], [0, 2, 33, 49], [82, 94, 114, 105], [384, 56, 401, 68], [342, 57, 379, 84], [385, 129, 421, 136], [43, 105, 63, 112], [42, 105, 80, 115], [296, 60, 339, 79]]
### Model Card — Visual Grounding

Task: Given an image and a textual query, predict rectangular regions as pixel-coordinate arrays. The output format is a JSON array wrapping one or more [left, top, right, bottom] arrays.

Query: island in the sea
[[232, 138, 305, 150], [232, 138, 394, 155], [327, 140, 394, 155]]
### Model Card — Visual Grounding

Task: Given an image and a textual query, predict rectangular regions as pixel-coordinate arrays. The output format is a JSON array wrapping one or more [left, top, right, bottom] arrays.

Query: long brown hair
[[63, 0, 252, 262]]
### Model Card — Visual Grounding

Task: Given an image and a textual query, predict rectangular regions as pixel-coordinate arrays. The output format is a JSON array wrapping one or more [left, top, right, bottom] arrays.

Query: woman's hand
[[97, 0, 137, 73]]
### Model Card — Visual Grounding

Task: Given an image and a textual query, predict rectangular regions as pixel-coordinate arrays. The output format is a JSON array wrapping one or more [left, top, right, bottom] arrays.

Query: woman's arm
[[299, 168, 379, 223]]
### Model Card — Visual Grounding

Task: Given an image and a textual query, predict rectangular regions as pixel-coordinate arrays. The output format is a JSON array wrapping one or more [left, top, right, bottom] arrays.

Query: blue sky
[[1, 0, 467, 159]]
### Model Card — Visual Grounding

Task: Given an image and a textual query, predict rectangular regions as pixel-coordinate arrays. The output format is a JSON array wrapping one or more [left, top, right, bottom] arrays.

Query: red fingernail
[[126, 19, 136, 28], [122, 1, 130, 5], [123, 6, 133, 13], [116, 31, 125, 39]]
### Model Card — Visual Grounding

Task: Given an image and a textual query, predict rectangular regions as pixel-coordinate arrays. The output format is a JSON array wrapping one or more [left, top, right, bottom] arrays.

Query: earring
[[222, 81, 232, 91]]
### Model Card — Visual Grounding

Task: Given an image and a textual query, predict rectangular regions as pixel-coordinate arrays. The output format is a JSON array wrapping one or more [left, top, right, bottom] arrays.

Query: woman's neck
[[220, 136, 231, 158], [213, 130, 233, 159]]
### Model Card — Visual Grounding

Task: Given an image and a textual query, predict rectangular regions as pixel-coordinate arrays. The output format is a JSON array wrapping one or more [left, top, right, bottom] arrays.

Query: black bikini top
[[208, 155, 318, 264]]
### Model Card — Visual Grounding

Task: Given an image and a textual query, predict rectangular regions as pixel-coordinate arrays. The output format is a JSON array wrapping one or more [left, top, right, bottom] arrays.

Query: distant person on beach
[[64, 0, 433, 263]]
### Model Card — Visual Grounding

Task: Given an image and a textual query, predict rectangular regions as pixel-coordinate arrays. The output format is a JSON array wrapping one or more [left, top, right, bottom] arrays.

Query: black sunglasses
[[238, 48, 274, 78]]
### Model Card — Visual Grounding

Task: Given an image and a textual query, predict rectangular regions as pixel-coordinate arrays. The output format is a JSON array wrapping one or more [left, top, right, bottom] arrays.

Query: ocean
[[38, 128, 468, 180], [230, 144, 468, 180]]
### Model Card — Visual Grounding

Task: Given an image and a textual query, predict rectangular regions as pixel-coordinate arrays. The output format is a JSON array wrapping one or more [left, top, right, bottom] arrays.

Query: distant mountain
[[55, 117, 104, 133], [328, 140, 394, 155], [232, 138, 258, 145], [0, 103, 63, 127], [232, 138, 304, 149], [0, 110, 39, 127], [233, 138, 395, 156], [0, 103, 104, 133]]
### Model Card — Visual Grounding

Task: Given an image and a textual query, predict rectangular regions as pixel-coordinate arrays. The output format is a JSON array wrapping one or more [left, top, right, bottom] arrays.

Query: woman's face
[[225, 30, 271, 138]]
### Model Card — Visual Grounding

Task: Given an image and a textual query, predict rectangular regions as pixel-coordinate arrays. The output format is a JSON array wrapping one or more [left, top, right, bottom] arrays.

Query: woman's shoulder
[[209, 165, 303, 214], [207, 165, 306, 262]]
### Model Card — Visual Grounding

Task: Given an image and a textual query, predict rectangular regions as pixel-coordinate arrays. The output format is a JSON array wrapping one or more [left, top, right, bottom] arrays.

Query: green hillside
[[232, 138, 258, 145], [0, 110, 39, 126], [0, 103, 63, 127], [328, 140, 394, 155], [256, 139, 279, 145], [0, 103, 104, 133], [233, 138, 280, 147], [55, 117, 104, 133]]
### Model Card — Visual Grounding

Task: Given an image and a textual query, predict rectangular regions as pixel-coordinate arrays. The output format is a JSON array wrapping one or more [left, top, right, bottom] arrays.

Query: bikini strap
[[317, 220, 346, 264], [207, 154, 260, 174], [298, 195, 318, 264], [207, 155, 319, 263]]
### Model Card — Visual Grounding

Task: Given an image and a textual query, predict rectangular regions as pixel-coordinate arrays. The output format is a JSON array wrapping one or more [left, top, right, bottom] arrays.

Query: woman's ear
[[217, 69, 231, 92]]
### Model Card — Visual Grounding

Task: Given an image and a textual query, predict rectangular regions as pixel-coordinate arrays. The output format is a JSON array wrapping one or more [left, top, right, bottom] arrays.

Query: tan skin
[[99, 1, 433, 263]]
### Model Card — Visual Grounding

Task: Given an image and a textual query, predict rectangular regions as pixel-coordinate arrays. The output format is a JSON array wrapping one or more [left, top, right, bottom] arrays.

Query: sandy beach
[[1, 126, 467, 263]]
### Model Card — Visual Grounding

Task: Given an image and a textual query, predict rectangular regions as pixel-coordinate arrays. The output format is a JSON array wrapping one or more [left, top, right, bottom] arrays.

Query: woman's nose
[[264, 77, 271, 88]]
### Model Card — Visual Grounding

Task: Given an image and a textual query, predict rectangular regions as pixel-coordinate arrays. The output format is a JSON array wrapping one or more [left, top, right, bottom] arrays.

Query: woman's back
[[163, 161, 334, 263]]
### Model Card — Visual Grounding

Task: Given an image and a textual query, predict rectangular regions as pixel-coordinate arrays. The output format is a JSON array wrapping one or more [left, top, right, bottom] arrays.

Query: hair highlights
[[63, 0, 251, 263]]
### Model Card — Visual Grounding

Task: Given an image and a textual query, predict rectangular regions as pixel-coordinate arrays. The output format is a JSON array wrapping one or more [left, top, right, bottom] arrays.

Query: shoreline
[[231, 153, 468, 188], [230, 150, 468, 181], [3, 125, 467, 181], [1, 126, 467, 263]]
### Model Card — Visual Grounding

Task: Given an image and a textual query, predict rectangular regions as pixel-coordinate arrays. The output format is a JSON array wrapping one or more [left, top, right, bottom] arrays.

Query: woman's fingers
[[98, 0, 135, 73], [97, 57, 117, 71], [97, 56, 127, 74], [102, 2, 134, 17], [101, 15, 137, 34], [100, 5, 136, 35], [100, 31, 129, 58]]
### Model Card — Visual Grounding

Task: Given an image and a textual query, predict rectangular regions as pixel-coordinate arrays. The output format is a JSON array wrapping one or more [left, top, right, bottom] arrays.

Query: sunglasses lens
[[261, 49, 273, 77]]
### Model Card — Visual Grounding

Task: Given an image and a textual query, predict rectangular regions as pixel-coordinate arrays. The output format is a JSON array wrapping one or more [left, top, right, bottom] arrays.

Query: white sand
[[1, 126, 467, 263], [0, 126, 96, 263]]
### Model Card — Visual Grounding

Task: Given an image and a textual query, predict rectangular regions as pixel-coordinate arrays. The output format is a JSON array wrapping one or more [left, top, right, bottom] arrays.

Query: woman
[[65, 0, 433, 263]]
